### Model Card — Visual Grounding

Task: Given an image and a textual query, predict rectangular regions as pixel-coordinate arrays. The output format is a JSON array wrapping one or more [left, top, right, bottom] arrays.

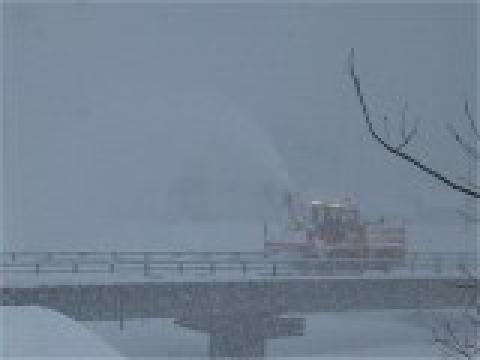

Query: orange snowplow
[[264, 192, 406, 268]]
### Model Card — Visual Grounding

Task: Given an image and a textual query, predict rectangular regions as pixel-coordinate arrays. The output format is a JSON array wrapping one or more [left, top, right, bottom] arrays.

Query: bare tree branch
[[444, 322, 470, 358], [432, 310, 478, 359], [457, 177, 480, 191], [445, 99, 479, 159], [348, 48, 480, 199], [464, 100, 479, 140], [380, 101, 420, 152], [456, 208, 479, 224], [446, 123, 480, 160], [401, 102, 408, 140], [395, 102, 420, 151], [383, 115, 391, 143], [348, 48, 479, 357]]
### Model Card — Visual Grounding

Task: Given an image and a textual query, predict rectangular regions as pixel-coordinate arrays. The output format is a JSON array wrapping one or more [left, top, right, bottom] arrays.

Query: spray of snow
[[13, 87, 293, 250]]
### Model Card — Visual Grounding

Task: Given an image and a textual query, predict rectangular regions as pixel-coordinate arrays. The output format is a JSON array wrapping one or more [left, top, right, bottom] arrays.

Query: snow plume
[[161, 89, 293, 222], [11, 86, 293, 250]]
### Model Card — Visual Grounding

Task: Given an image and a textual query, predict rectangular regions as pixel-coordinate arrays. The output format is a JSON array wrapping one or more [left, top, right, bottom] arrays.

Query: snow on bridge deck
[[1, 251, 477, 288]]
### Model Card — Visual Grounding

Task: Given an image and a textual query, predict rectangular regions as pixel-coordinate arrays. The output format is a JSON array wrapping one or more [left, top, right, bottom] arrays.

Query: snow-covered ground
[[82, 309, 443, 359], [0, 306, 125, 359], [0, 305, 461, 359], [268, 310, 440, 358]]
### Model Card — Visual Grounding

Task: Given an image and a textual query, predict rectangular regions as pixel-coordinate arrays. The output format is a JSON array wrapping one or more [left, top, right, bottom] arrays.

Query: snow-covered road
[[1, 306, 125, 359]]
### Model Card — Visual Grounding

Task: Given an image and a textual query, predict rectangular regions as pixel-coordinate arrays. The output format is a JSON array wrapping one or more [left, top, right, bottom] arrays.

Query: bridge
[[0, 251, 476, 283], [1, 251, 478, 358]]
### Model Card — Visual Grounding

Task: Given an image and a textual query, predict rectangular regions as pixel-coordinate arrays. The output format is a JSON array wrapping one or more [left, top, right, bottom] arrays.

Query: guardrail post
[[72, 263, 79, 274], [109, 263, 115, 274], [434, 256, 442, 274], [11, 252, 16, 262], [35, 263, 40, 275], [210, 263, 216, 275], [143, 253, 150, 276], [457, 254, 467, 274], [242, 262, 247, 275], [272, 263, 277, 276], [118, 298, 124, 331]]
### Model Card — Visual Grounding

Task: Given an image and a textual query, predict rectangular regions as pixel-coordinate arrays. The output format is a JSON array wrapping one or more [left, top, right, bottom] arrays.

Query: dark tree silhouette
[[348, 48, 478, 359], [347, 48, 479, 199]]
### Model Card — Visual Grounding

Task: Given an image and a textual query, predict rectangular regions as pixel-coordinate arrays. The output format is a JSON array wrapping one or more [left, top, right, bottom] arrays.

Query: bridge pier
[[0, 278, 470, 358], [209, 325, 265, 358], [174, 314, 304, 358]]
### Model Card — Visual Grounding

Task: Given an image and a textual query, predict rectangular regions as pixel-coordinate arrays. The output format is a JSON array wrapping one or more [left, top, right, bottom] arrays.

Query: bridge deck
[[1, 251, 477, 288]]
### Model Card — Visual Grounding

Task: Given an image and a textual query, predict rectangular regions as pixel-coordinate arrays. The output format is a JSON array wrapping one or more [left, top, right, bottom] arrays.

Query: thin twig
[[446, 123, 480, 160], [464, 100, 479, 140], [348, 48, 479, 199]]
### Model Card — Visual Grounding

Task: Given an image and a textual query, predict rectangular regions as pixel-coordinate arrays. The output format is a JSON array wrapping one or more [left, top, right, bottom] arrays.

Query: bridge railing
[[0, 251, 477, 277]]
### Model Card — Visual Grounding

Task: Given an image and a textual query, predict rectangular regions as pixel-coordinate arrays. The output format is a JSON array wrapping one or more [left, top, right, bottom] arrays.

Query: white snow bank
[[267, 310, 439, 358], [85, 317, 208, 358], [0, 306, 125, 359]]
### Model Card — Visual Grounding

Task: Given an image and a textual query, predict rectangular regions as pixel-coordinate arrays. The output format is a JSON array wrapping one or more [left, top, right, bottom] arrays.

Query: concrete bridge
[[1, 251, 477, 358]]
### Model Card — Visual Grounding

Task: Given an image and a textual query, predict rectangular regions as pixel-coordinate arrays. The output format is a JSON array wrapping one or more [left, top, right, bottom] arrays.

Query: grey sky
[[3, 2, 477, 251]]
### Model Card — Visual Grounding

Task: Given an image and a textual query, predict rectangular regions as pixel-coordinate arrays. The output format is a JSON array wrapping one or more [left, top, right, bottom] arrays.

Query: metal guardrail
[[0, 251, 477, 277]]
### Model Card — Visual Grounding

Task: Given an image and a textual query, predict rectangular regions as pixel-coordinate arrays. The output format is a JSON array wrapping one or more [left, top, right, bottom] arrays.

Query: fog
[[3, 2, 477, 252]]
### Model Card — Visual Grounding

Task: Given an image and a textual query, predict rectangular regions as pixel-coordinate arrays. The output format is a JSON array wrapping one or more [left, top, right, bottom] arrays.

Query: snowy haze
[[3, 2, 477, 252]]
